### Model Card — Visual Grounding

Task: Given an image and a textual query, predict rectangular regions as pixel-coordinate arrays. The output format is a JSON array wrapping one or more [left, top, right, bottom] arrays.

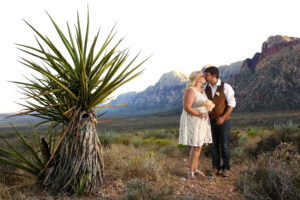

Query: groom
[[204, 66, 236, 177]]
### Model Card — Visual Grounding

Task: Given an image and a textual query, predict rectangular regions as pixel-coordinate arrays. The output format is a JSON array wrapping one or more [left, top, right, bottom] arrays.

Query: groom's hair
[[204, 66, 219, 79]]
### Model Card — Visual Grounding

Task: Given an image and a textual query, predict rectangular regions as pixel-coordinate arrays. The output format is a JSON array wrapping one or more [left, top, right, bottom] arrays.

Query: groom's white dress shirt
[[204, 79, 236, 108]]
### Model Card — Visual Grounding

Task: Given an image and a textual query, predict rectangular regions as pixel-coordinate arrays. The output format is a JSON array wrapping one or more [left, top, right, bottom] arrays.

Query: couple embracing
[[178, 66, 236, 180]]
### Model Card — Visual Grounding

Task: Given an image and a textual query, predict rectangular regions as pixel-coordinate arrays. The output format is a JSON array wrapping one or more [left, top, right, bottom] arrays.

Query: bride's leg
[[194, 146, 202, 171], [189, 146, 201, 172]]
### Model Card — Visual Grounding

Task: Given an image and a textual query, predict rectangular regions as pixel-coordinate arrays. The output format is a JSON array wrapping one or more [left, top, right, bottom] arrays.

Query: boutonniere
[[215, 92, 220, 96]]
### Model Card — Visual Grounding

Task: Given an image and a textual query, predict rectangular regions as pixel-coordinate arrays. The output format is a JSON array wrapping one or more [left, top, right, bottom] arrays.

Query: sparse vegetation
[[0, 117, 299, 199], [122, 179, 174, 200], [235, 143, 300, 200]]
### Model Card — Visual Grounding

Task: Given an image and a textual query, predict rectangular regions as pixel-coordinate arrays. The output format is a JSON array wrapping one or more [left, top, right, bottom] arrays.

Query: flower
[[203, 100, 215, 112], [215, 92, 220, 96]]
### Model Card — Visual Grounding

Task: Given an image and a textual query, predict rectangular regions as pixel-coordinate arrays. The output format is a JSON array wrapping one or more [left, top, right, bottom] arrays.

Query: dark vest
[[205, 81, 230, 120]]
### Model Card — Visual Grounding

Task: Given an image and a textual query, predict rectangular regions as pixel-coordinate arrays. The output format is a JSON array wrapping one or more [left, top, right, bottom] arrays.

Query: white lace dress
[[178, 87, 212, 146]]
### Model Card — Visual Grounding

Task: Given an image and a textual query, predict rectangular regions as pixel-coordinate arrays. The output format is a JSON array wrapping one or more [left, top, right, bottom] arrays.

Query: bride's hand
[[203, 113, 208, 119]]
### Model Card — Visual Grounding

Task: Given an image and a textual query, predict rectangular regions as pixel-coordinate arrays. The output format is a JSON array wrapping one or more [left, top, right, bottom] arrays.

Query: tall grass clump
[[274, 120, 298, 130], [235, 143, 300, 200], [97, 130, 115, 148]]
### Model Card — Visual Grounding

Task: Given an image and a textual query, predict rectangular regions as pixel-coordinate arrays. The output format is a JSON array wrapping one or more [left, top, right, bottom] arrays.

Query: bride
[[178, 71, 213, 180]]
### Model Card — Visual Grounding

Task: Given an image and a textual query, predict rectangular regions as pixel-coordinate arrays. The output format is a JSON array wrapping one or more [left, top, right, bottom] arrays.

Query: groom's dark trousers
[[211, 119, 231, 170]]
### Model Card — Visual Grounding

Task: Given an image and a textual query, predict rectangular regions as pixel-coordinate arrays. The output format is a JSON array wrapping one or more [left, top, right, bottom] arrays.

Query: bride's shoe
[[188, 172, 196, 180], [194, 170, 206, 177]]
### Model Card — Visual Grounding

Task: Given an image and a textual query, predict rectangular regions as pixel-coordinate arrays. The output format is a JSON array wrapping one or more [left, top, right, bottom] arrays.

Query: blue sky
[[1, 0, 300, 113]]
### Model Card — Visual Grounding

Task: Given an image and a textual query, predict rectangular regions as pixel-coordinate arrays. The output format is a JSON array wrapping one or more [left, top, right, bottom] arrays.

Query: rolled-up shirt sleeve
[[224, 83, 236, 107]]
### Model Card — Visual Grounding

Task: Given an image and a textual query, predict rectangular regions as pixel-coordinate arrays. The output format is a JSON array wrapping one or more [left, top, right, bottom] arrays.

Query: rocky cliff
[[106, 71, 189, 116], [218, 61, 243, 80], [229, 35, 300, 112], [240, 35, 300, 71]]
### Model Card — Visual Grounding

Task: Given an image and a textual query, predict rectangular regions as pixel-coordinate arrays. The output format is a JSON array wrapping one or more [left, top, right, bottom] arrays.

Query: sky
[[1, 0, 300, 113]]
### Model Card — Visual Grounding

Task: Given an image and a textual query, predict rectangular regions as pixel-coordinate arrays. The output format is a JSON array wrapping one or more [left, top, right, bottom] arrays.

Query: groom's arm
[[216, 83, 236, 125], [216, 106, 234, 125]]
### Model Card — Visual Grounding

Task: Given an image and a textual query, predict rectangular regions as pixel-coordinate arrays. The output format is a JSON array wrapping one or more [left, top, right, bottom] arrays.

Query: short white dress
[[178, 87, 212, 146]]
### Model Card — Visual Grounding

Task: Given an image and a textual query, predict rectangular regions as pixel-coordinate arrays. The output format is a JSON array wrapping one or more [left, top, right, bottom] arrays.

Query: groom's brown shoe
[[221, 170, 230, 177], [210, 168, 219, 176]]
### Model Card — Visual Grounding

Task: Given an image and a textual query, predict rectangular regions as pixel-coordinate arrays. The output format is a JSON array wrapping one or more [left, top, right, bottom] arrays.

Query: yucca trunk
[[40, 111, 104, 194]]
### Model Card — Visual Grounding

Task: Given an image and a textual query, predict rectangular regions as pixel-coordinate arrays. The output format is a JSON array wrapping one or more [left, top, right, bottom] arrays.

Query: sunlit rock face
[[240, 35, 300, 71], [106, 71, 189, 116], [228, 35, 300, 112], [218, 61, 243, 81]]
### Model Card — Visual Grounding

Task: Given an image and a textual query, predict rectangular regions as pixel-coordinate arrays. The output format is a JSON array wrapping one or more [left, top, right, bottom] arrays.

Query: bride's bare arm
[[183, 89, 203, 117]]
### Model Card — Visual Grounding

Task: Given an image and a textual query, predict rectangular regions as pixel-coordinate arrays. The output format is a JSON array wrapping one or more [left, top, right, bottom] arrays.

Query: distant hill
[[218, 61, 243, 81], [103, 71, 189, 117]]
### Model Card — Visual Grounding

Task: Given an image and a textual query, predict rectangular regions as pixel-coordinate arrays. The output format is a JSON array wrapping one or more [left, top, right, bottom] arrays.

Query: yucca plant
[[0, 123, 58, 177], [9, 11, 148, 194]]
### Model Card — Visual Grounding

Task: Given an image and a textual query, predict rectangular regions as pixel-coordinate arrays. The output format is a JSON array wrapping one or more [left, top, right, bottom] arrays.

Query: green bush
[[235, 143, 300, 200], [247, 129, 256, 137], [132, 140, 142, 148], [252, 127, 300, 157], [115, 137, 130, 146], [160, 145, 181, 157], [141, 137, 155, 145], [154, 139, 173, 148], [97, 131, 115, 148]]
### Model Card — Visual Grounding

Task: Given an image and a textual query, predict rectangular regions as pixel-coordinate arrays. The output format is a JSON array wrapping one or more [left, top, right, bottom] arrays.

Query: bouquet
[[203, 100, 215, 112]]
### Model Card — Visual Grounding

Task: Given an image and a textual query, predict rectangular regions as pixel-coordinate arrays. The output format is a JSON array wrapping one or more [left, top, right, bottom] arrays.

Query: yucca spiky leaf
[[0, 123, 59, 177], [12, 10, 148, 125]]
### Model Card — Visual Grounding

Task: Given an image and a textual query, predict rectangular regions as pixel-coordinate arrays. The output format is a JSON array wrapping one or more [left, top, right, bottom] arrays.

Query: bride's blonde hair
[[186, 71, 203, 88]]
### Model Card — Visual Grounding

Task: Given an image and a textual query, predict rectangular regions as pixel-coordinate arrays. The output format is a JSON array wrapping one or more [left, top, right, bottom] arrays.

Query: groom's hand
[[216, 116, 225, 125]]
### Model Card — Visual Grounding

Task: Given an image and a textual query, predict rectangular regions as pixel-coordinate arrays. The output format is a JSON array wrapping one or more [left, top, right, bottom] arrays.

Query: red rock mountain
[[240, 35, 300, 71], [228, 35, 300, 112]]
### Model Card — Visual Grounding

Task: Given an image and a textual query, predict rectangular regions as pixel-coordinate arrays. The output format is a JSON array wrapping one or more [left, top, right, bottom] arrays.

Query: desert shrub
[[97, 130, 115, 148], [177, 144, 190, 156], [231, 135, 249, 160], [247, 129, 256, 137], [253, 127, 300, 157], [232, 129, 241, 133], [274, 120, 298, 130], [160, 145, 181, 157], [122, 179, 174, 200], [154, 139, 173, 148], [143, 129, 173, 140], [230, 130, 241, 149], [235, 143, 300, 200], [141, 137, 155, 145], [132, 140, 142, 148], [123, 151, 165, 180], [115, 137, 130, 146], [165, 128, 179, 138]]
